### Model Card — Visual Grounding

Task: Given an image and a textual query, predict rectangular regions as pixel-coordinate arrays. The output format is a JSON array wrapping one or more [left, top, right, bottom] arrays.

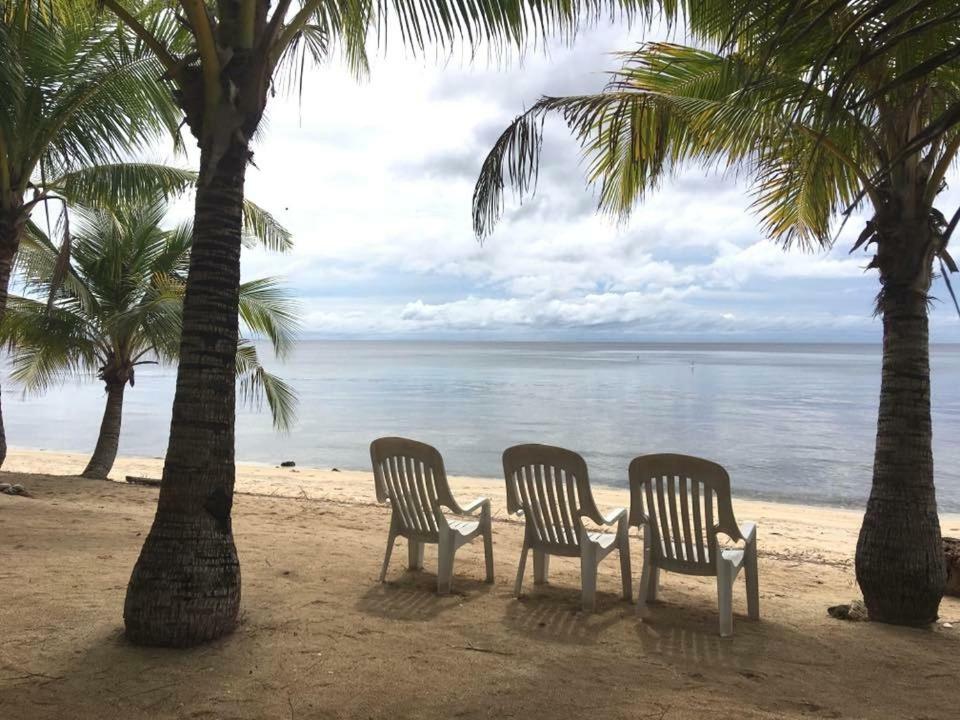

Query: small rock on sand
[[828, 599, 869, 621], [1, 483, 32, 498], [280, 461, 296, 468]]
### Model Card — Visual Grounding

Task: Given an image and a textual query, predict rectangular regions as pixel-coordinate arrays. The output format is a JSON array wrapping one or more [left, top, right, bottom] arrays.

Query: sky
[[166, 19, 960, 343]]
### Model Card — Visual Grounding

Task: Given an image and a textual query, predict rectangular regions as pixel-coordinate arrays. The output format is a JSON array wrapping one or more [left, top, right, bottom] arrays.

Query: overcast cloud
[[170, 21, 959, 342]]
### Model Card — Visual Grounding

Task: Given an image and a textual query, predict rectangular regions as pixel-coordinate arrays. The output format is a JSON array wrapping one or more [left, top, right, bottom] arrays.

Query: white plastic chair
[[371, 437, 493, 594], [628, 454, 759, 636], [503, 444, 631, 612]]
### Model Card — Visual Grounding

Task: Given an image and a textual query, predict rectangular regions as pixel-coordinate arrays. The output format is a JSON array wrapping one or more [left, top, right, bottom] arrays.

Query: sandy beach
[[1, 447, 958, 719]]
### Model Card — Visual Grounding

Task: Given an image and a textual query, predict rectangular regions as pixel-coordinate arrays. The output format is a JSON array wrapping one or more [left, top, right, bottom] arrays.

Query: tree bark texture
[[81, 381, 126, 479], [856, 216, 946, 625], [123, 139, 248, 647]]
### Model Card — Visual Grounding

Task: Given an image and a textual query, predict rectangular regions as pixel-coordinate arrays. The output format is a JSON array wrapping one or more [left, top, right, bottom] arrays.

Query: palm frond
[[369, 0, 651, 56], [4, 7, 182, 191], [0, 295, 99, 393], [16, 219, 93, 307], [236, 339, 298, 431], [474, 41, 878, 249], [242, 199, 293, 252], [238, 277, 300, 358], [48, 163, 197, 208]]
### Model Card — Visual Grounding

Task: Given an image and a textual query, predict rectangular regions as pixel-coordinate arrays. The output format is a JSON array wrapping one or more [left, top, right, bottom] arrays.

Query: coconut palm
[[70, 0, 650, 647], [473, 7, 960, 625], [1, 198, 298, 480], [0, 1, 188, 466]]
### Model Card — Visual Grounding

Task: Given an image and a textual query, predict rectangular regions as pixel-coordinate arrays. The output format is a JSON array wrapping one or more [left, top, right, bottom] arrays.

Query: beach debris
[[827, 600, 869, 621], [459, 642, 514, 657], [943, 537, 960, 597], [940, 622, 953, 629], [1, 483, 32, 498], [280, 461, 296, 468], [331, 468, 340, 472], [126, 476, 162, 488]]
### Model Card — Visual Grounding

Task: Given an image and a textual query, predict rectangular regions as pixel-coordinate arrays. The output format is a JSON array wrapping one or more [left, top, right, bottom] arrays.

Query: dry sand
[[1, 447, 958, 719]]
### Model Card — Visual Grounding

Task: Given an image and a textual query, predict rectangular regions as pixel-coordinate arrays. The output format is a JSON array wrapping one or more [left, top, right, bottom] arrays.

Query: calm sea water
[[5, 341, 960, 511]]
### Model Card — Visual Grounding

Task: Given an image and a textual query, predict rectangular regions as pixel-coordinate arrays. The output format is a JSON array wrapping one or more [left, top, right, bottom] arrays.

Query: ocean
[[5, 341, 960, 511]]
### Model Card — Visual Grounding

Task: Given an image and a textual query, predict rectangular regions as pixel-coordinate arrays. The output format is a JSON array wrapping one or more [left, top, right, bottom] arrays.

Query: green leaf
[[238, 277, 301, 358], [242, 199, 293, 253], [236, 339, 298, 431], [49, 163, 197, 208]]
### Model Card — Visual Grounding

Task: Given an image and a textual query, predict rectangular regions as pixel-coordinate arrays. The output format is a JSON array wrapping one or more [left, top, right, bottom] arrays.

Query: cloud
[[213, 21, 960, 343]]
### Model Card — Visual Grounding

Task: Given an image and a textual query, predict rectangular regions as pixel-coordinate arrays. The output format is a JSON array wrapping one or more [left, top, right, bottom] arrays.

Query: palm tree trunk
[[81, 381, 126, 479], [0, 206, 23, 469], [856, 258, 946, 624], [123, 138, 248, 647]]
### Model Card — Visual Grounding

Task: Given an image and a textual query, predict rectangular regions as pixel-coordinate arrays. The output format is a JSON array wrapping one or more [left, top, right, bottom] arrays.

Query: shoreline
[[5, 448, 960, 563], [7, 445, 960, 516]]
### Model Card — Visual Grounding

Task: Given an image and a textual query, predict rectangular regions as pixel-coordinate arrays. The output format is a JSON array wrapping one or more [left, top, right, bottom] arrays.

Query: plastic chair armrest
[[599, 507, 627, 526], [458, 497, 490, 515]]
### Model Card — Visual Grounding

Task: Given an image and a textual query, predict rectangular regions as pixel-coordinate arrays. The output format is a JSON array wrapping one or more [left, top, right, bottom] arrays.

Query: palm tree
[[472, 8, 959, 626], [0, 1, 185, 466], [73, 0, 647, 647], [2, 198, 298, 480]]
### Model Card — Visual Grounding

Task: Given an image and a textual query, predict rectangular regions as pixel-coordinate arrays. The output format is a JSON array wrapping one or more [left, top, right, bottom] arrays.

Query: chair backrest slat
[[412, 457, 438, 535], [422, 464, 441, 530], [541, 465, 563, 544], [704, 489, 715, 558], [679, 476, 695, 563], [655, 475, 673, 560], [402, 456, 425, 533], [691, 479, 705, 563], [642, 480, 658, 555], [386, 456, 414, 529], [628, 454, 739, 574], [552, 467, 576, 546], [398, 456, 423, 534], [519, 466, 543, 543], [530, 465, 557, 544], [503, 444, 598, 554], [667, 475, 684, 560], [371, 437, 455, 541]]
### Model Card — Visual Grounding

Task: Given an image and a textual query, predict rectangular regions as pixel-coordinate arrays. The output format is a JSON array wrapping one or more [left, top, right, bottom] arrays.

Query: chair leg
[[746, 538, 760, 620], [717, 559, 734, 637], [437, 531, 455, 595], [638, 529, 659, 606], [533, 550, 550, 585], [407, 539, 424, 571], [482, 518, 494, 583], [379, 529, 397, 583], [638, 561, 655, 609], [580, 543, 598, 613], [619, 525, 632, 602], [514, 541, 529, 598]]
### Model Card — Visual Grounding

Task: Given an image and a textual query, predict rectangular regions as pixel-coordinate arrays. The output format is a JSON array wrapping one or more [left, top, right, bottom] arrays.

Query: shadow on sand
[[500, 588, 628, 645], [354, 571, 493, 622]]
